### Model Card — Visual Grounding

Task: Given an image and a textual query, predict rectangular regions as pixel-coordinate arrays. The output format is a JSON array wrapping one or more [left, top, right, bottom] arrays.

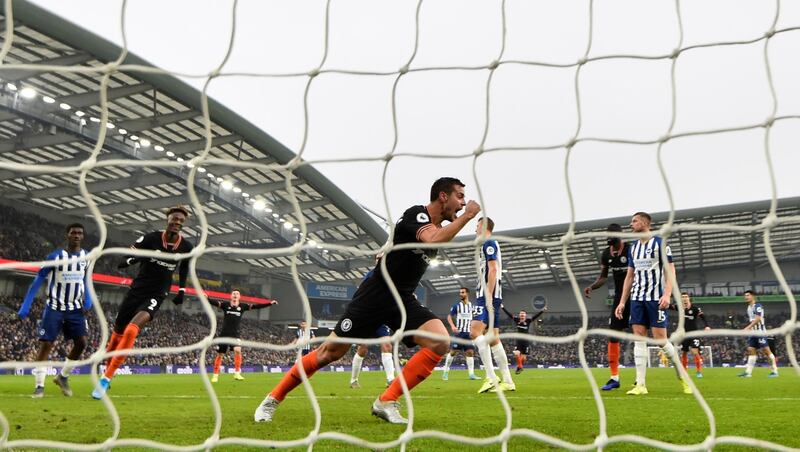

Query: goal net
[[0, 0, 798, 451]]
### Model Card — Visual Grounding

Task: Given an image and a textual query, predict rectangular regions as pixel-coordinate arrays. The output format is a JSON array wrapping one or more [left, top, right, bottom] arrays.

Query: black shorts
[[217, 336, 242, 354], [609, 297, 631, 331], [115, 292, 165, 332], [767, 337, 776, 353], [333, 284, 439, 348], [681, 338, 702, 352], [515, 341, 530, 355]]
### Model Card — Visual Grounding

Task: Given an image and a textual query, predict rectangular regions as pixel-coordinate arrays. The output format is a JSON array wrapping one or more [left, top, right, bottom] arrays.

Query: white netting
[[0, 0, 799, 450]]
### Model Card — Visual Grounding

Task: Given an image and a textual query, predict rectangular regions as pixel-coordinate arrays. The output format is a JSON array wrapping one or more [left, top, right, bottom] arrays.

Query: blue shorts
[[38, 307, 87, 342], [451, 331, 474, 351], [375, 324, 392, 337], [629, 300, 668, 329], [474, 297, 502, 327], [747, 336, 769, 349]]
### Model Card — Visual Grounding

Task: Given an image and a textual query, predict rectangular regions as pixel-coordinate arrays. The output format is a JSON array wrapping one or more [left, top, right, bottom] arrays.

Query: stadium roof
[[425, 197, 800, 294], [0, 0, 387, 282], [1, 2, 797, 295]]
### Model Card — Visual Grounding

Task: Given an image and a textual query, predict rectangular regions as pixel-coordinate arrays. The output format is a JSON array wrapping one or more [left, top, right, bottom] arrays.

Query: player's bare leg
[[350, 344, 368, 388], [256, 335, 350, 422], [372, 319, 449, 425]]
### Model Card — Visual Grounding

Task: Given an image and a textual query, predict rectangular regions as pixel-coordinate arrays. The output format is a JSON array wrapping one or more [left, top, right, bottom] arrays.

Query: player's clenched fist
[[463, 200, 481, 218]]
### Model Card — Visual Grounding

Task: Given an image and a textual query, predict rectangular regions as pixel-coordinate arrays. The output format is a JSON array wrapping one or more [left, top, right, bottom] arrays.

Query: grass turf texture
[[1, 368, 797, 451]]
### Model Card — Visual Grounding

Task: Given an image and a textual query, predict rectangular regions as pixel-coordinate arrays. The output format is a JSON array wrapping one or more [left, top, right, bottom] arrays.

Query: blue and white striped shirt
[[627, 237, 673, 302], [477, 240, 502, 300], [449, 300, 474, 333], [34, 248, 91, 311], [747, 303, 766, 332]]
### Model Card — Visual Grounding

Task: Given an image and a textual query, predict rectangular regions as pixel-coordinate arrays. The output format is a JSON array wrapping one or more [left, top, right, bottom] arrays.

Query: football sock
[[745, 355, 756, 375], [351, 353, 364, 382], [443, 353, 454, 372], [681, 353, 689, 369], [466, 356, 475, 375], [104, 323, 140, 380], [234, 352, 242, 373], [271, 349, 321, 402], [61, 359, 75, 378], [694, 354, 703, 372], [608, 342, 620, 377], [661, 341, 680, 379], [634, 341, 647, 387], [213, 355, 222, 376], [33, 366, 47, 387], [105, 331, 123, 366], [768, 353, 778, 373], [380, 348, 441, 402], [491, 343, 513, 385], [516, 354, 524, 370], [381, 352, 395, 381], [474, 335, 498, 382]]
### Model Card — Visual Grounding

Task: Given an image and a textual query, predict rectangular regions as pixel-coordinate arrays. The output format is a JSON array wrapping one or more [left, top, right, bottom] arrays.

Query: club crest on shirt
[[340, 318, 353, 332], [620, 256, 627, 264], [416, 212, 429, 223]]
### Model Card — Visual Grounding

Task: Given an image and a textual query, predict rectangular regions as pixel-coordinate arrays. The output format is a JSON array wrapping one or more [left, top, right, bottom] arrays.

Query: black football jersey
[[367, 205, 437, 295], [681, 305, 706, 331], [601, 242, 630, 297], [513, 318, 534, 334], [128, 231, 193, 299], [213, 301, 270, 337]]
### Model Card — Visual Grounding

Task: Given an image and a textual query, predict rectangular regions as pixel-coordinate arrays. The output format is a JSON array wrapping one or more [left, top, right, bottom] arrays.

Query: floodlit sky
[[31, 0, 800, 232]]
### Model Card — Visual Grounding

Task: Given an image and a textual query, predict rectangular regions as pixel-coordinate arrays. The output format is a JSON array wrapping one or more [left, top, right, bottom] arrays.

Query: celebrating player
[[471, 217, 515, 394], [584, 223, 631, 390], [738, 290, 779, 378], [18, 223, 93, 398], [349, 325, 396, 388], [92, 206, 193, 399], [615, 212, 690, 395], [500, 305, 546, 374], [209, 290, 277, 382], [442, 287, 478, 381], [669, 292, 710, 378], [254, 177, 480, 424]]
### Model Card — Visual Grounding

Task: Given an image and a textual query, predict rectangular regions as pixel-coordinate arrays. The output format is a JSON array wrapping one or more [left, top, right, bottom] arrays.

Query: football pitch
[[1, 368, 797, 451]]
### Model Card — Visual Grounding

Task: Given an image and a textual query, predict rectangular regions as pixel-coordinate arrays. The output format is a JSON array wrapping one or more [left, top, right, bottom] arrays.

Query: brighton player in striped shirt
[[18, 223, 93, 398], [614, 212, 691, 395], [738, 290, 779, 378], [442, 287, 479, 380], [471, 217, 515, 393], [294, 320, 316, 356]]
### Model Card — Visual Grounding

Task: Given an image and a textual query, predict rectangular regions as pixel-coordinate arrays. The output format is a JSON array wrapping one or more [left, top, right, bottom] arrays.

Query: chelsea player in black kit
[[92, 206, 193, 399], [256, 177, 481, 425], [669, 292, 710, 378], [210, 289, 277, 382], [500, 305, 547, 374], [583, 223, 630, 391]]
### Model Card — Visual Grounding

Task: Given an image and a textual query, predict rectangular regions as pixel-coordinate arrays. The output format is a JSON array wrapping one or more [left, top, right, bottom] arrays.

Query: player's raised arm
[[247, 300, 277, 310], [500, 304, 516, 321], [528, 308, 547, 322]]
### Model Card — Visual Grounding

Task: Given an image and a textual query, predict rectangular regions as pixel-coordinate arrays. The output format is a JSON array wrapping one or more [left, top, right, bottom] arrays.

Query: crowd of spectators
[[4, 294, 797, 371]]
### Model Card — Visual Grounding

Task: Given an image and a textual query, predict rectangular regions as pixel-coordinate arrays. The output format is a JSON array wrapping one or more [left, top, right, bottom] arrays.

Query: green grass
[[0, 368, 797, 451]]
